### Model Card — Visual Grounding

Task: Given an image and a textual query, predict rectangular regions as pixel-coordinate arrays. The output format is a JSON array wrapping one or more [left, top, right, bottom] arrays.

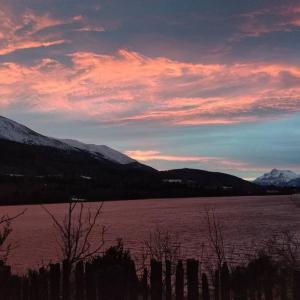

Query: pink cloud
[[124, 150, 269, 173], [0, 8, 69, 56], [0, 8, 104, 56], [1, 49, 300, 125], [124, 150, 221, 162], [125, 150, 300, 174], [237, 4, 300, 38], [0, 40, 66, 56]]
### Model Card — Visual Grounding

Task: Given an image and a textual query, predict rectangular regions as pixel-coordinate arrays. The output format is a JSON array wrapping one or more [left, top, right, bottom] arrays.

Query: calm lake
[[1, 195, 300, 273]]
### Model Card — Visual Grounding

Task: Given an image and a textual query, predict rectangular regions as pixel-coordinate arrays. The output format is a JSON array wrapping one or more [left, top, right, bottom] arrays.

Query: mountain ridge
[[254, 168, 300, 187], [0, 116, 72, 151], [0, 115, 267, 204], [0, 116, 137, 166]]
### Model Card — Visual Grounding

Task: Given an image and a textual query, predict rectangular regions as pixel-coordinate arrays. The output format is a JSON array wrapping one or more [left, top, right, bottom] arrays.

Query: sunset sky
[[1, 0, 300, 179]]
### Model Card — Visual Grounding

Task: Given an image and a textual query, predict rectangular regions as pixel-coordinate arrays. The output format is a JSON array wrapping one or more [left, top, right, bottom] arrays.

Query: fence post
[[231, 267, 248, 300], [220, 263, 230, 300], [0, 264, 11, 300], [279, 269, 287, 300], [86, 262, 97, 300], [175, 261, 184, 300], [128, 260, 138, 300], [141, 268, 148, 300], [166, 260, 172, 300], [255, 263, 262, 300], [22, 277, 29, 300], [97, 267, 105, 300], [29, 271, 39, 300], [75, 261, 84, 300], [202, 273, 210, 300], [16, 276, 22, 300], [247, 262, 255, 300], [49, 263, 60, 300], [39, 267, 48, 300], [293, 270, 300, 300], [62, 260, 71, 300], [214, 270, 220, 300], [264, 271, 273, 300], [187, 259, 199, 300], [10, 275, 22, 300], [150, 259, 163, 300]]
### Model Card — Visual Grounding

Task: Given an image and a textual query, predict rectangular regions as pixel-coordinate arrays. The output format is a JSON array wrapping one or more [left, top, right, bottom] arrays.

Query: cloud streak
[[0, 8, 68, 55], [1, 49, 300, 126], [125, 149, 300, 174], [125, 150, 219, 162], [235, 4, 300, 38], [124, 150, 294, 174]]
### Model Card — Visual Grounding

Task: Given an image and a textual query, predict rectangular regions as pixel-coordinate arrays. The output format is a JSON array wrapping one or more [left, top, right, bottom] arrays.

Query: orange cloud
[[0, 6, 108, 57], [1, 49, 300, 125], [0, 40, 66, 56], [0, 8, 80, 56], [124, 150, 220, 162], [124, 150, 279, 173], [125, 150, 300, 174]]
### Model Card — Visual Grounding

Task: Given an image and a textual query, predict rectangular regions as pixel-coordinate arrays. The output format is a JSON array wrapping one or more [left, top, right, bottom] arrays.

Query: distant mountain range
[[0, 116, 267, 204], [254, 169, 300, 187]]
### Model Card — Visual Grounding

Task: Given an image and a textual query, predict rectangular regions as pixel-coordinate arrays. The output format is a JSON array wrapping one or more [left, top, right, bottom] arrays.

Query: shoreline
[[0, 192, 293, 207]]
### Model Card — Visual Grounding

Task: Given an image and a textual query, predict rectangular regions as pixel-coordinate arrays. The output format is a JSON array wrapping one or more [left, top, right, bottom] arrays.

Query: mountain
[[287, 178, 300, 187], [254, 169, 300, 187], [161, 168, 259, 193], [0, 116, 137, 166], [0, 116, 72, 151], [0, 115, 265, 204], [0, 116, 159, 203]]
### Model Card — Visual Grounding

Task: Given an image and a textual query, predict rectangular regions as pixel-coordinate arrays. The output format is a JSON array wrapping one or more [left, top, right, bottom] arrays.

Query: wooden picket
[[0, 256, 299, 300]]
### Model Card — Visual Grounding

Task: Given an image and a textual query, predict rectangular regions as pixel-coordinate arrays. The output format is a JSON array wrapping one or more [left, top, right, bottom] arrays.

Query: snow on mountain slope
[[0, 116, 72, 150], [61, 139, 136, 164], [254, 168, 300, 186], [0, 116, 136, 165]]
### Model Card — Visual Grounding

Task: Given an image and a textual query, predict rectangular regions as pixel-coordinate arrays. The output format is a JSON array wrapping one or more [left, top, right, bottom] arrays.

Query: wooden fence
[[0, 257, 299, 300]]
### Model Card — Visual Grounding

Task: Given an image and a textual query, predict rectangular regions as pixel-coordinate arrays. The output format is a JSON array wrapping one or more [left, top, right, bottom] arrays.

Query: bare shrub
[[202, 207, 238, 289], [0, 210, 26, 262], [43, 202, 105, 264], [202, 208, 234, 269], [142, 227, 181, 263], [137, 227, 182, 279], [204, 207, 227, 269], [263, 230, 300, 270]]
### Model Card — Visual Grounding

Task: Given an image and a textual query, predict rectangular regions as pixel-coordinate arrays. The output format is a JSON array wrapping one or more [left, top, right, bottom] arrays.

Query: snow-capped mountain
[[0, 116, 136, 165], [0, 115, 264, 203], [61, 139, 135, 165], [254, 169, 300, 186], [0, 116, 72, 151]]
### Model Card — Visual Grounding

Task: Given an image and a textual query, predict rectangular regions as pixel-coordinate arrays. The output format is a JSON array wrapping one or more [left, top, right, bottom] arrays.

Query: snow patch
[[0, 115, 137, 165], [61, 139, 136, 164], [0, 116, 73, 151]]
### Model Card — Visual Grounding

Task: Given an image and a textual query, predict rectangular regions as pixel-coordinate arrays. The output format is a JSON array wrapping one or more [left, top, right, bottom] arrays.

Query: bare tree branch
[[0, 209, 26, 262], [42, 202, 105, 265], [204, 207, 226, 269], [139, 227, 181, 278]]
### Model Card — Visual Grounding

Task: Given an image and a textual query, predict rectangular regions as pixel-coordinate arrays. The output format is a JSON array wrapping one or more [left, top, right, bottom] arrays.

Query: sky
[[1, 0, 300, 179]]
